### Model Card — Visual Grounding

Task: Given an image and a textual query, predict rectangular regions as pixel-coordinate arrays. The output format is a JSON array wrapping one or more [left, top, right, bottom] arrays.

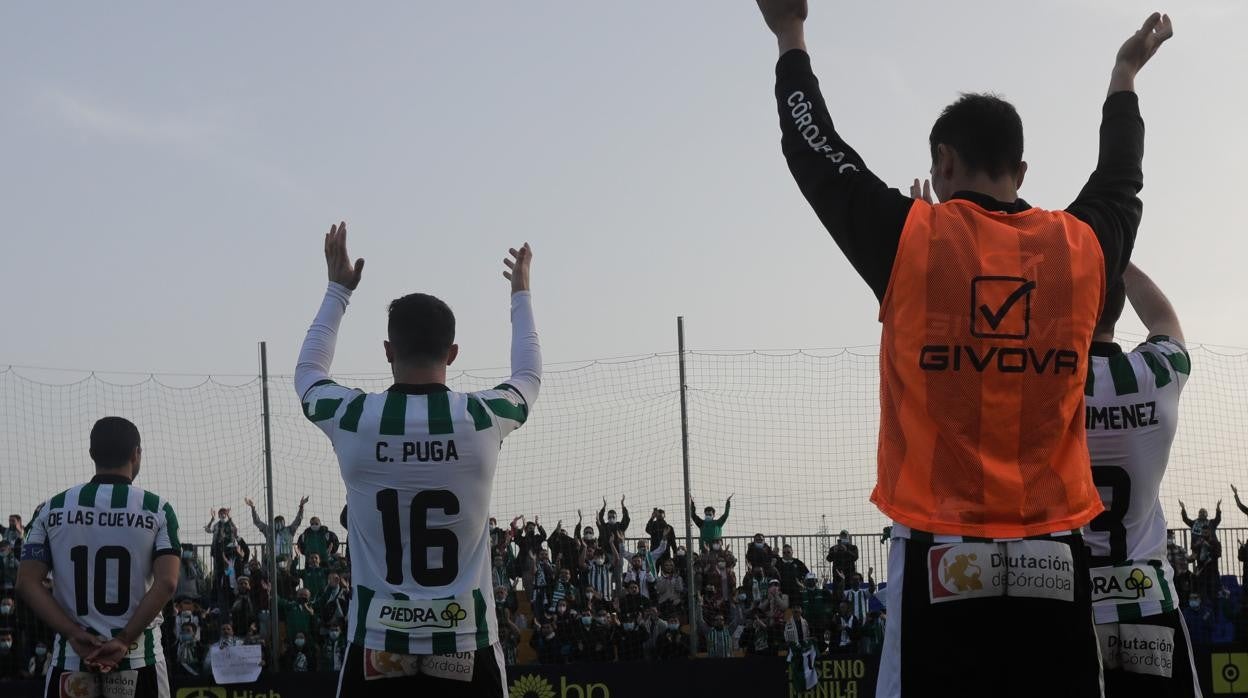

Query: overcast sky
[[2, 1, 1244, 376], [3, 4, 1246, 557]]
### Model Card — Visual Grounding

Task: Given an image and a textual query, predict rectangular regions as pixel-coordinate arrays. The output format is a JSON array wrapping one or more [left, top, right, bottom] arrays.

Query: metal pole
[[260, 342, 280, 667], [677, 317, 699, 657]]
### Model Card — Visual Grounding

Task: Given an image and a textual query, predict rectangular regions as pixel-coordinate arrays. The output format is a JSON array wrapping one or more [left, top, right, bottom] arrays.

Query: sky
[[2, 3, 1247, 559], [2, 1, 1245, 377]]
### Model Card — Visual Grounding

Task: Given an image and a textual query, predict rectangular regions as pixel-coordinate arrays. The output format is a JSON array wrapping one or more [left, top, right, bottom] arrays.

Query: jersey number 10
[[70, 545, 132, 616], [376, 489, 460, 587]]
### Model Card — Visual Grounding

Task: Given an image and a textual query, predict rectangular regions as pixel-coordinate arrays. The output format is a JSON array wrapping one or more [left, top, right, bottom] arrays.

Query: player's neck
[[92, 466, 134, 483], [948, 175, 1018, 205], [392, 364, 449, 387], [1092, 329, 1116, 343]]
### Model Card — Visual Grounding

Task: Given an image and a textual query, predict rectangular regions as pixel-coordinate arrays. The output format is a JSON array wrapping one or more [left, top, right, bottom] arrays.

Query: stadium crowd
[[1, 492, 1247, 680]]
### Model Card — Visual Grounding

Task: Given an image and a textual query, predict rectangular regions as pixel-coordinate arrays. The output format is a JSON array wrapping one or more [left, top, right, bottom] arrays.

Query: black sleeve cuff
[[776, 48, 812, 77], [1103, 90, 1141, 114]]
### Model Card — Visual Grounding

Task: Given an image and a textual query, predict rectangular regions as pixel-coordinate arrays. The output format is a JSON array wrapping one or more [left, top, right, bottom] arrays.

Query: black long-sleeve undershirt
[[774, 49, 1144, 301]]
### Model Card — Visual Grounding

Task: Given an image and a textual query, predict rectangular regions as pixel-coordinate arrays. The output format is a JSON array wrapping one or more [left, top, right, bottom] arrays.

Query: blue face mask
[[180, 633, 194, 642], [580, 617, 592, 627], [294, 638, 306, 648], [623, 623, 636, 630], [1189, 600, 1201, 610], [35, 646, 48, 657]]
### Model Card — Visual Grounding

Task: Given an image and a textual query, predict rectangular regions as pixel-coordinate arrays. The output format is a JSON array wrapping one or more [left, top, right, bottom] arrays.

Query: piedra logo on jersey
[[375, 598, 469, 631]]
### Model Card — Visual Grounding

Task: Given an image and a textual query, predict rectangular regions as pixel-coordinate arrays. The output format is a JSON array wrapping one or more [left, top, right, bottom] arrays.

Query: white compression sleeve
[[294, 282, 352, 398]]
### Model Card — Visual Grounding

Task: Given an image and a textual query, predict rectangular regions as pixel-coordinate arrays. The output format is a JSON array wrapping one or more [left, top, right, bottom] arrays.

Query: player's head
[[385, 293, 458, 374], [929, 93, 1026, 202], [1094, 279, 1127, 340], [89, 416, 142, 479]]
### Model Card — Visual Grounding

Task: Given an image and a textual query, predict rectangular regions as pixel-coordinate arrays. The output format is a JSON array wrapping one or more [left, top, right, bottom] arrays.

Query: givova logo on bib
[[928, 540, 1074, 603], [373, 597, 471, 631]]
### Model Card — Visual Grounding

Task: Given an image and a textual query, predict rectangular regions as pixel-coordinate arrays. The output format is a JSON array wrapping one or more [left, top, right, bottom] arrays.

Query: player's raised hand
[[755, 0, 807, 36], [325, 222, 365, 291], [1115, 13, 1173, 76], [910, 178, 933, 204], [502, 243, 532, 294]]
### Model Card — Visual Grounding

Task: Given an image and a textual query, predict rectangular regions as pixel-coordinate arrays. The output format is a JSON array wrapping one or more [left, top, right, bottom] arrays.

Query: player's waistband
[[890, 522, 1081, 544]]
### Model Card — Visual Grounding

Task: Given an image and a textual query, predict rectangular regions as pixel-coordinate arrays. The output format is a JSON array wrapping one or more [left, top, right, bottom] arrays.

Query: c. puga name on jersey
[[374, 439, 459, 463]]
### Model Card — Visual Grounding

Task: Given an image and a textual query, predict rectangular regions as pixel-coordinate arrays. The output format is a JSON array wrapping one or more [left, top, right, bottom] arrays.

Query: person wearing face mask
[[172, 622, 202, 677], [583, 610, 616, 662], [615, 613, 649, 661], [0, 629, 20, 680], [174, 545, 207, 604], [689, 494, 733, 553], [229, 577, 257, 637], [622, 555, 657, 601], [0, 541, 17, 597], [654, 616, 690, 660], [295, 516, 340, 568], [776, 544, 810, 608], [654, 559, 686, 618], [278, 589, 320, 652], [825, 530, 859, 579], [800, 573, 835, 642], [547, 569, 578, 617], [313, 571, 350, 632], [1, 515, 24, 550], [273, 554, 298, 599], [529, 622, 561, 665], [596, 496, 630, 571], [281, 631, 317, 672], [204, 507, 238, 551], [646, 508, 678, 566], [585, 548, 614, 605], [27, 639, 52, 679], [618, 580, 653, 621], [746, 533, 778, 571], [319, 621, 348, 673], [546, 520, 577, 575], [297, 552, 329, 600], [245, 495, 308, 565]]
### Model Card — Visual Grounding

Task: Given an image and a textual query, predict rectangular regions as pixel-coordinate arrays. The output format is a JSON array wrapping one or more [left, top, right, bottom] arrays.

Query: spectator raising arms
[[689, 494, 732, 552], [245, 495, 308, 562], [646, 508, 678, 565]]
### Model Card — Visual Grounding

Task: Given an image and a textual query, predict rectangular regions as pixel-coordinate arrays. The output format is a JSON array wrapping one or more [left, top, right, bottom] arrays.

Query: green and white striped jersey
[[296, 283, 541, 656], [22, 474, 180, 670], [1083, 336, 1190, 624]]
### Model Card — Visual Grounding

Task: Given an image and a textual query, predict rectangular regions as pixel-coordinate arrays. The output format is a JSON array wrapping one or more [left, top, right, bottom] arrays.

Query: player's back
[[302, 379, 530, 654], [25, 474, 180, 670]]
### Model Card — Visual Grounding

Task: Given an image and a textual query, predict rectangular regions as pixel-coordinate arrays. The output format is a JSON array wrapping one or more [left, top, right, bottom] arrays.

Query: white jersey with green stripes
[[1083, 336, 1190, 624], [296, 283, 541, 656], [22, 475, 180, 670]]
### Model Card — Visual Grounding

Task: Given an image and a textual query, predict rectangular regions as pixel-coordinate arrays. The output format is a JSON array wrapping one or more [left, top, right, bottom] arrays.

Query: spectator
[[245, 495, 308, 562], [498, 609, 522, 666], [801, 573, 836, 640], [747, 566, 770, 604], [26, 639, 50, 680], [654, 616, 690, 660], [319, 621, 347, 673], [1180, 499, 1222, 542], [274, 555, 299, 599], [281, 632, 317, 672], [295, 516, 340, 565], [702, 613, 735, 658], [175, 544, 208, 603], [173, 622, 202, 677], [597, 497, 630, 569], [740, 610, 775, 656], [859, 610, 885, 655], [2, 515, 24, 548], [215, 622, 242, 649], [279, 589, 320, 652], [314, 571, 349, 632], [585, 549, 614, 602], [615, 615, 649, 661], [213, 535, 250, 614], [831, 600, 861, 654], [0, 542, 16, 597], [825, 530, 859, 578], [204, 507, 239, 551], [704, 555, 737, 606], [776, 544, 809, 607], [0, 629, 19, 680], [784, 606, 811, 645], [582, 586, 610, 616], [689, 495, 732, 552], [1190, 527, 1223, 604], [759, 580, 789, 626], [531, 549, 556, 615], [488, 516, 510, 557], [530, 621, 561, 665], [230, 577, 258, 635], [1181, 593, 1215, 645], [243, 622, 263, 646], [645, 508, 678, 565], [622, 555, 657, 600], [492, 553, 511, 595], [617, 579, 652, 621], [547, 568, 578, 616], [654, 559, 686, 617], [1234, 484, 1248, 520], [633, 538, 668, 578], [745, 533, 777, 571], [494, 585, 517, 619], [584, 610, 616, 662], [547, 521, 579, 574], [842, 568, 876, 622], [516, 518, 547, 596], [297, 553, 330, 599], [574, 518, 597, 564]]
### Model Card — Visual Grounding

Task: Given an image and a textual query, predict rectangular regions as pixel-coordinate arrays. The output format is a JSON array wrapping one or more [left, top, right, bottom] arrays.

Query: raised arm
[[1067, 14, 1172, 289], [1123, 264, 1183, 342], [294, 222, 364, 399], [755, 0, 914, 301], [246, 498, 266, 533], [1234, 486, 1248, 516], [500, 243, 542, 407]]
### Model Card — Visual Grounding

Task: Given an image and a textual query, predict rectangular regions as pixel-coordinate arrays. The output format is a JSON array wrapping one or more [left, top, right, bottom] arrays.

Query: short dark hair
[[930, 93, 1023, 180], [388, 293, 455, 365], [90, 417, 140, 469], [1096, 279, 1127, 336]]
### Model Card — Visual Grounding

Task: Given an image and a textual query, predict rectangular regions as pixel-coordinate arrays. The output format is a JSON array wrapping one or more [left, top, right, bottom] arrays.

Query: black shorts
[[336, 642, 506, 698], [44, 661, 170, 698], [1097, 610, 1200, 697], [878, 532, 1101, 698]]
